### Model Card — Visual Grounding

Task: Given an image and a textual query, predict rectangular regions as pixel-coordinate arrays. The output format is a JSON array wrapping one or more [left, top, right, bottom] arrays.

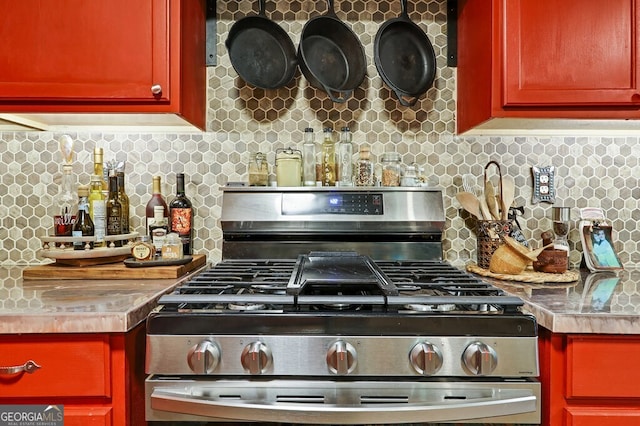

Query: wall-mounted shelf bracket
[[447, 0, 458, 67]]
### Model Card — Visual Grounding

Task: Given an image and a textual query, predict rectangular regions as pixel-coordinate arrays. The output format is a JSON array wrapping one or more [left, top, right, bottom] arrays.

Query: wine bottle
[[72, 185, 95, 250], [169, 173, 193, 255], [149, 205, 168, 257], [106, 175, 123, 247], [145, 176, 168, 234], [88, 174, 107, 247], [93, 147, 108, 191], [116, 171, 130, 234]]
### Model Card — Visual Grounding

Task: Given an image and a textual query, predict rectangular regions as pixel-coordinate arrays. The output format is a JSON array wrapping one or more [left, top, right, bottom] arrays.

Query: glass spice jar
[[248, 152, 268, 186], [381, 152, 402, 187], [355, 145, 374, 186], [275, 147, 302, 187]]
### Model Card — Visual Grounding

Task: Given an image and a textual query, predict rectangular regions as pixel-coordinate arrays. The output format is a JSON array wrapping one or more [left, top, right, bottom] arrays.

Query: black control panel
[[282, 193, 384, 215]]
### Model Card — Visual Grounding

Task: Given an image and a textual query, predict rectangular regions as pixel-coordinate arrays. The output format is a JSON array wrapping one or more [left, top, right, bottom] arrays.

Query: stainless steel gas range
[[145, 187, 541, 424]]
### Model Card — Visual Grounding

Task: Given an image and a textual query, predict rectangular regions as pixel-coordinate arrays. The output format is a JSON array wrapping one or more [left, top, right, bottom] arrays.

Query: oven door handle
[[151, 388, 537, 424]]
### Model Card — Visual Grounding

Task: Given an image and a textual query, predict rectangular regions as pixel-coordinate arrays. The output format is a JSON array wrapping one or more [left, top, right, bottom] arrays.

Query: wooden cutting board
[[23, 254, 207, 280]]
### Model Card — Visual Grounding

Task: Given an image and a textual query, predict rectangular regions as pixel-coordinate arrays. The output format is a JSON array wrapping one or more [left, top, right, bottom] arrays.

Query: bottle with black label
[[149, 205, 168, 257], [72, 185, 95, 250], [169, 173, 193, 255], [106, 175, 123, 247]]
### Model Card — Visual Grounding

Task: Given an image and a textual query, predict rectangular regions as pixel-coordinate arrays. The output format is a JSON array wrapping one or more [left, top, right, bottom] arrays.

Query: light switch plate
[[531, 165, 556, 204]]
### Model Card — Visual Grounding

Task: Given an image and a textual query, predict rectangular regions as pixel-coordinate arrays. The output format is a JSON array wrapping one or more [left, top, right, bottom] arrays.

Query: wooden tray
[[466, 262, 580, 284], [23, 254, 207, 280]]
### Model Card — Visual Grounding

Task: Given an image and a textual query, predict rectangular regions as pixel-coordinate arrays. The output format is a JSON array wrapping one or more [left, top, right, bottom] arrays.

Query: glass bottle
[[88, 174, 107, 248], [302, 128, 317, 186], [116, 171, 130, 234], [169, 173, 193, 255], [145, 176, 168, 234], [381, 152, 402, 187], [355, 145, 374, 187], [72, 185, 95, 250], [276, 148, 302, 187], [338, 126, 354, 187], [321, 127, 336, 186], [93, 147, 108, 191], [106, 174, 123, 247], [248, 152, 268, 186], [53, 164, 77, 236], [162, 233, 184, 260], [149, 205, 168, 257], [401, 165, 418, 187]]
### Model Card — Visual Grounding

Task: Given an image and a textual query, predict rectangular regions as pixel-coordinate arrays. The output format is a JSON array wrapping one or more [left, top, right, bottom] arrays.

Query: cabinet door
[[0, 0, 169, 102], [503, 0, 640, 106]]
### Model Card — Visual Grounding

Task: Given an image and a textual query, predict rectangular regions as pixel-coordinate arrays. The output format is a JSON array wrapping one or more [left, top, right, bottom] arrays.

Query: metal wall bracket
[[206, 0, 217, 66], [447, 0, 458, 67]]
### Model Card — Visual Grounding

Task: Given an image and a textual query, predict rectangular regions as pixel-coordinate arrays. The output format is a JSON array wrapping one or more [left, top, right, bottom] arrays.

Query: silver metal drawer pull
[[0, 360, 41, 376]]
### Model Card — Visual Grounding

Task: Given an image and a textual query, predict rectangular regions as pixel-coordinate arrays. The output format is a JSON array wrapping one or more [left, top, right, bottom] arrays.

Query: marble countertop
[[0, 266, 193, 334], [487, 268, 640, 334]]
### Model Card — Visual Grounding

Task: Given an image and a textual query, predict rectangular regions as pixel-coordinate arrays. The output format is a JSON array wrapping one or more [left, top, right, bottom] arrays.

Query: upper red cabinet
[[457, 0, 640, 134], [0, 0, 206, 130]]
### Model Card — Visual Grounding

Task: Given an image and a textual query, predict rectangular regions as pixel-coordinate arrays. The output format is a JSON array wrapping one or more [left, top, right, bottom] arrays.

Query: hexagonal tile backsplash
[[0, 0, 639, 269]]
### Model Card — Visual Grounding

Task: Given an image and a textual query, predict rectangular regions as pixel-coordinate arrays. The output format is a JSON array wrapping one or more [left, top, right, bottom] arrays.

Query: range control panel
[[282, 192, 384, 215]]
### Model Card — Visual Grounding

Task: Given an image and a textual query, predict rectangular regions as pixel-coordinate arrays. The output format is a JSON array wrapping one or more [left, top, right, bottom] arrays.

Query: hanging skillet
[[374, 0, 436, 107], [298, 0, 366, 103], [225, 0, 298, 89]]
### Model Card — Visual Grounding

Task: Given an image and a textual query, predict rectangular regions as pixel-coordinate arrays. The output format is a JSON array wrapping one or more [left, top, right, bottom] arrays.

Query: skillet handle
[[393, 89, 420, 107], [323, 85, 352, 103]]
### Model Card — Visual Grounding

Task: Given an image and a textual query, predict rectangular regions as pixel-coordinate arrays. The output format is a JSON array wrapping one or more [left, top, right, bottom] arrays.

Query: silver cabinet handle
[[151, 84, 163, 95], [0, 360, 41, 376]]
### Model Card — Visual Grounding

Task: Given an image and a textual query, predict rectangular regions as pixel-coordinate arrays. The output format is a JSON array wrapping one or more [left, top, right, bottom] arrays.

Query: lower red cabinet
[[0, 323, 145, 426], [540, 328, 640, 425]]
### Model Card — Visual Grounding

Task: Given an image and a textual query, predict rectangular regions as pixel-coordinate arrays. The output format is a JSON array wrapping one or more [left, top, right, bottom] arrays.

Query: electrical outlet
[[531, 165, 556, 204]]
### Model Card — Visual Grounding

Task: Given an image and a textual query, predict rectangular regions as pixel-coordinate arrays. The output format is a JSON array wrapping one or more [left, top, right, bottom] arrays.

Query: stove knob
[[241, 341, 272, 375], [326, 340, 357, 375], [409, 342, 443, 375], [462, 342, 498, 376], [187, 340, 220, 374]]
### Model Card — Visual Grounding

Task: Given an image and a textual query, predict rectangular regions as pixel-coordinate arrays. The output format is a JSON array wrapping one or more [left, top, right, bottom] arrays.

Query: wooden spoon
[[485, 180, 500, 220], [456, 192, 483, 220], [500, 176, 515, 220]]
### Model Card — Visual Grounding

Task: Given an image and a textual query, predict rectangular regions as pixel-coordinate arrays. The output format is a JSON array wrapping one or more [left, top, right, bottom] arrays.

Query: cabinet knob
[[151, 84, 163, 95]]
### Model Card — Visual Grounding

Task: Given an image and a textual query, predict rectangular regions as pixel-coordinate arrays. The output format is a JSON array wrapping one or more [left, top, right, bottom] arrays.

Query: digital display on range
[[282, 193, 383, 215]]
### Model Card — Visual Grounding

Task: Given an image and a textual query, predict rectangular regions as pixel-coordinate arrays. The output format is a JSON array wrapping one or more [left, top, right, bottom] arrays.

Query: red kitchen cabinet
[[0, 0, 206, 130], [457, 0, 640, 134], [0, 323, 146, 426], [539, 328, 640, 425]]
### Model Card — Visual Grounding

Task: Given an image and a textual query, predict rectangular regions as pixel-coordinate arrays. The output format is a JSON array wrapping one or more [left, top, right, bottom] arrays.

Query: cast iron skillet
[[374, 0, 436, 106], [298, 0, 366, 103], [225, 0, 297, 89]]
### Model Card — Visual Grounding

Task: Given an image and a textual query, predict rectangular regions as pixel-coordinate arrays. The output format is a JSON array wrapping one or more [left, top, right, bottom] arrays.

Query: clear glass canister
[[276, 148, 302, 187], [401, 165, 418, 187], [248, 152, 268, 186], [302, 128, 317, 186], [381, 152, 402, 187], [355, 145, 374, 186]]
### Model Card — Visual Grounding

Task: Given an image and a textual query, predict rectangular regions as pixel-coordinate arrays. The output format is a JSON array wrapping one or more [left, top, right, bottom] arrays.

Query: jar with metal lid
[[381, 152, 401, 187], [276, 147, 302, 187], [248, 152, 268, 186]]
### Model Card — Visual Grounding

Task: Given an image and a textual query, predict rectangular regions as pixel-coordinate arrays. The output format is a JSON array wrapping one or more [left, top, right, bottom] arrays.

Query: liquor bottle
[[145, 176, 168, 234], [93, 147, 108, 191], [88, 174, 107, 247], [53, 164, 77, 236], [302, 128, 316, 186], [321, 127, 336, 186], [169, 173, 194, 255], [73, 185, 95, 250], [106, 175, 123, 247], [116, 171, 130, 234], [149, 205, 168, 257], [338, 126, 354, 186]]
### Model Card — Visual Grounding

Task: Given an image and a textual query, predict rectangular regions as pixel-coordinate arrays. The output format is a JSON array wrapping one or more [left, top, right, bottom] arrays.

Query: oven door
[[146, 377, 541, 424]]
